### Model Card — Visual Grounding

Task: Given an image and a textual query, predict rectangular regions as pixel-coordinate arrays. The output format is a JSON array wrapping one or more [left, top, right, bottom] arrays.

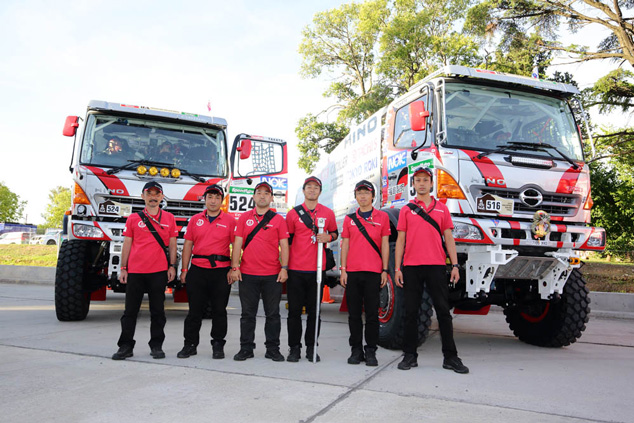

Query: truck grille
[[97, 195, 204, 219], [471, 186, 580, 216]]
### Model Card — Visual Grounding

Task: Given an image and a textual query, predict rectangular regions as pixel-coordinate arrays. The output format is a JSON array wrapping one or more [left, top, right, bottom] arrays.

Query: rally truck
[[56, 101, 288, 321], [310, 66, 606, 348]]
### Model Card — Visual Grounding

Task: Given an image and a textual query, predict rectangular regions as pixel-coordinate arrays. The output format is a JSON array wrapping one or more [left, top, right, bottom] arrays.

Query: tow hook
[[549, 293, 561, 303], [476, 291, 488, 302]]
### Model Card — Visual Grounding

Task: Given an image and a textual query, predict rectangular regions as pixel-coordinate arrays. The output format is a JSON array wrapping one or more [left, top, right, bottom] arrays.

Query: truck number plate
[[476, 194, 514, 215], [99, 201, 132, 216], [229, 194, 255, 213]]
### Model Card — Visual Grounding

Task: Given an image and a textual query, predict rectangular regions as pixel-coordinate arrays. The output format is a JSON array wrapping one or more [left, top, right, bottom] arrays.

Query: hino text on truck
[[309, 66, 606, 349], [56, 101, 288, 321]]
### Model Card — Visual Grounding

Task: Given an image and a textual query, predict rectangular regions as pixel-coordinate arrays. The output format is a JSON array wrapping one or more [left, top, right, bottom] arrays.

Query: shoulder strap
[[294, 205, 315, 233], [244, 210, 276, 250], [348, 213, 381, 258], [137, 212, 170, 265], [405, 203, 448, 257]]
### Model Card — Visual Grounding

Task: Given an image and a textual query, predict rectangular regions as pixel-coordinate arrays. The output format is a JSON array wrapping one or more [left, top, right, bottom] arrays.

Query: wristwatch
[[169, 264, 176, 268], [382, 269, 389, 273], [452, 264, 460, 268], [281, 265, 288, 270]]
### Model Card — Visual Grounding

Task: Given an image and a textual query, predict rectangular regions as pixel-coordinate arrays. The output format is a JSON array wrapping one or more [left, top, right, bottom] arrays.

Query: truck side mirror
[[409, 101, 430, 131], [237, 139, 252, 160], [63, 116, 80, 137]]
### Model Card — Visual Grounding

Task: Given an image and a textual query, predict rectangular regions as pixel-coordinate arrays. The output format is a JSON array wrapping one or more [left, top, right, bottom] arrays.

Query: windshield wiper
[[177, 169, 207, 183], [506, 142, 579, 169], [106, 159, 173, 175], [475, 144, 517, 159]]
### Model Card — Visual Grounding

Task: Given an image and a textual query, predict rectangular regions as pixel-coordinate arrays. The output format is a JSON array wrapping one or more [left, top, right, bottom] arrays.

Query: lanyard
[[357, 208, 375, 226], [414, 198, 436, 214], [143, 208, 162, 226]]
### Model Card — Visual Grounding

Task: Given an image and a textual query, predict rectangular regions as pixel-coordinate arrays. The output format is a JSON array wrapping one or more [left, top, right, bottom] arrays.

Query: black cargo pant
[[118, 271, 167, 349], [183, 265, 231, 348], [346, 271, 381, 351], [238, 273, 282, 352], [403, 265, 457, 359], [287, 270, 325, 349]]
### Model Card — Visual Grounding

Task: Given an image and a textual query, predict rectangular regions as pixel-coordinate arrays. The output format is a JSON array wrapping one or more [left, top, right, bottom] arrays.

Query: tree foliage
[[41, 186, 70, 229], [0, 182, 26, 222]]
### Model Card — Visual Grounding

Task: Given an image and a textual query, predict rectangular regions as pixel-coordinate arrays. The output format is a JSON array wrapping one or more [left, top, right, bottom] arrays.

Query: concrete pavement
[[0, 283, 633, 423]]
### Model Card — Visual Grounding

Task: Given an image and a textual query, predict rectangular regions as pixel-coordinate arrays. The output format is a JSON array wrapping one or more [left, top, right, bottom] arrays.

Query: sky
[[0, 0, 624, 224]]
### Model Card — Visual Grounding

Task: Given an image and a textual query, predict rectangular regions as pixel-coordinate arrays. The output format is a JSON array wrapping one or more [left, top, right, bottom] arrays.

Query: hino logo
[[519, 188, 543, 207], [108, 188, 125, 195], [485, 177, 505, 187]]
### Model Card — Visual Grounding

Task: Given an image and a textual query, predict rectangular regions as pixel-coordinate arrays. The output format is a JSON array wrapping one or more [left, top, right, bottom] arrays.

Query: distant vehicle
[[0, 232, 32, 244], [31, 229, 62, 245], [0, 222, 37, 235]]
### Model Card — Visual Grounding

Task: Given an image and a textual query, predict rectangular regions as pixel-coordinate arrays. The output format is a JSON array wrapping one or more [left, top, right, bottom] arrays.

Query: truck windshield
[[79, 114, 228, 177], [443, 83, 584, 161]]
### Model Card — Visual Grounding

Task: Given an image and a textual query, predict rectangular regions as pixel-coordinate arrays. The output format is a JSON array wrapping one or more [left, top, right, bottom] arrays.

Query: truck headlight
[[72, 224, 105, 239], [452, 223, 483, 240], [586, 231, 605, 247]]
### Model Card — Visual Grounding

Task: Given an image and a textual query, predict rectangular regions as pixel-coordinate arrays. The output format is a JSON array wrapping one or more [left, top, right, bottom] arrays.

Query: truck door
[[229, 134, 289, 217]]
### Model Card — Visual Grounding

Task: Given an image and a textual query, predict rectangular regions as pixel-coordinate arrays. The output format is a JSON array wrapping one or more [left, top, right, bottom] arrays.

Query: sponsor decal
[[196, 219, 204, 226], [246, 219, 255, 227], [476, 194, 514, 214], [387, 151, 407, 172], [138, 221, 146, 228], [229, 186, 254, 194], [261, 176, 288, 190]]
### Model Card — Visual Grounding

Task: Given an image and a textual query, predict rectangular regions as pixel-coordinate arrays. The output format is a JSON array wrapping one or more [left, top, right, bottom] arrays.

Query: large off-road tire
[[378, 242, 434, 350], [503, 269, 590, 347], [55, 240, 91, 321]]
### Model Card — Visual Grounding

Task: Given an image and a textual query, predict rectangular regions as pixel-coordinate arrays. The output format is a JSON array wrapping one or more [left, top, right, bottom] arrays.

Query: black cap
[[303, 176, 322, 189], [254, 181, 273, 193], [354, 180, 375, 194], [204, 184, 224, 198], [143, 181, 163, 193], [412, 166, 433, 180]]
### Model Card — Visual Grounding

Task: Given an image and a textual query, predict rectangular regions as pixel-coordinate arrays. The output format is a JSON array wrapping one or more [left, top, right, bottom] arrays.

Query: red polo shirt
[[235, 209, 289, 276], [123, 209, 178, 274], [397, 197, 453, 266], [286, 203, 338, 272], [342, 208, 390, 273], [185, 211, 235, 269]]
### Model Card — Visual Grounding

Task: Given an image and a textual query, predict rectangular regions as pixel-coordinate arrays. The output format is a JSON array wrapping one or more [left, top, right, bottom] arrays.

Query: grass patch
[[0, 245, 58, 267]]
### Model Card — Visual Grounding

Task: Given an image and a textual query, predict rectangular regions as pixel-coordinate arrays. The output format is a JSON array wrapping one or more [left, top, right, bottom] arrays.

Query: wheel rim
[[379, 274, 395, 323], [520, 302, 551, 323]]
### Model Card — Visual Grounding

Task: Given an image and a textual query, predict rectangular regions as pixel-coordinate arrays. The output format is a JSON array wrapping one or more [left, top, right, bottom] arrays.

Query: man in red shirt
[[229, 181, 289, 362], [285, 176, 338, 362], [112, 181, 178, 360], [177, 185, 235, 359], [394, 167, 468, 373], [340, 180, 390, 366]]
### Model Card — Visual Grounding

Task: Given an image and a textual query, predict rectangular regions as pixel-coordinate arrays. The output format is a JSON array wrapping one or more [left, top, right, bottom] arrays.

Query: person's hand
[[277, 268, 288, 283], [340, 270, 347, 288], [180, 270, 187, 284], [395, 269, 403, 287], [229, 268, 242, 284], [450, 267, 460, 285], [119, 269, 128, 284], [380, 271, 388, 288], [167, 267, 176, 282], [316, 233, 331, 243]]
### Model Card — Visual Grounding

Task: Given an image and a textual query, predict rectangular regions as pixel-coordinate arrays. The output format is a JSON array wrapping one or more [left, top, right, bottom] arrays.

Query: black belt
[[192, 254, 231, 268]]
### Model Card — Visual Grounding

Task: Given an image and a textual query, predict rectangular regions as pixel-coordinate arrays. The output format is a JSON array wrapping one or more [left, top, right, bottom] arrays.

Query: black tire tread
[[55, 240, 91, 321]]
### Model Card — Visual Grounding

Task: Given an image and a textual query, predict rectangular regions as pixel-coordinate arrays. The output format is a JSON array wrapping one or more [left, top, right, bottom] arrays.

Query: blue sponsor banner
[[260, 176, 288, 190], [387, 151, 407, 172]]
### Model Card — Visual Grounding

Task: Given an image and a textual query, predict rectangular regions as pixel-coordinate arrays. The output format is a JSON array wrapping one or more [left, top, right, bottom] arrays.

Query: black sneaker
[[150, 347, 165, 359], [265, 349, 285, 362], [212, 346, 225, 360], [233, 349, 254, 361], [347, 348, 365, 365], [177, 345, 197, 359], [287, 346, 301, 362], [443, 356, 469, 374], [397, 354, 418, 370], [306, 347, 321, 362], [364, 348, 378, 367], [112, 345, 133, 361]]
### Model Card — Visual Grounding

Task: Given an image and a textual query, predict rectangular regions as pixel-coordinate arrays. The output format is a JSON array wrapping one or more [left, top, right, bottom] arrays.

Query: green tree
[[41, 186, 70, 229], [0, 182, 26, 222], [296, 114, 350, 173]]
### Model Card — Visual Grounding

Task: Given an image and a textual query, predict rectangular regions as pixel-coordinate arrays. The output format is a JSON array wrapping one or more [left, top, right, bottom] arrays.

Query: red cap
[[303, 176, 322, 189], [412, 167, 433, 179], [204, 184, 224, 198], [254, 181, 273, 193]]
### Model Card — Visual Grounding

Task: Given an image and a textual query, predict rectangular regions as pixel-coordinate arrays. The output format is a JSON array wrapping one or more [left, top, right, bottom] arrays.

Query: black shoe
[[364, 348, 378, 367], [177, 345, 197, 359], [265, 349, 285, 362], [150, 347, 165, 359], [233, 349, 254, 361], [212, 347, 225, 359], [443, 356, 469, 374], [287, 346, 301, 362], [397, 354, 418, 370], [112, 345, 133, 361], [306, 347, 320, 362], [347, 348, 365, 365]]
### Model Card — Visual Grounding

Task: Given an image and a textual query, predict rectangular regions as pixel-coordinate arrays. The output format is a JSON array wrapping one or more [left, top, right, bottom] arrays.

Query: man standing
[[394, 167, 469, 373], [340, 180, 390, 366], [112, 181, 178, 360], [177, 184, 235, 359], [285, 176, 338, 362], [230, 181, 289, 362]]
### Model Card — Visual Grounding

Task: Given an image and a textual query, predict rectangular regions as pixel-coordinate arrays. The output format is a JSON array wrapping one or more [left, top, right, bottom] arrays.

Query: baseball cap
[[143, 181, 163, 193], [303, 176, 322, 189], [204, 184, 224, 198], [412, 167, 433, 180], [354, 180, 375, 194], [254, 181, 273, 193]]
